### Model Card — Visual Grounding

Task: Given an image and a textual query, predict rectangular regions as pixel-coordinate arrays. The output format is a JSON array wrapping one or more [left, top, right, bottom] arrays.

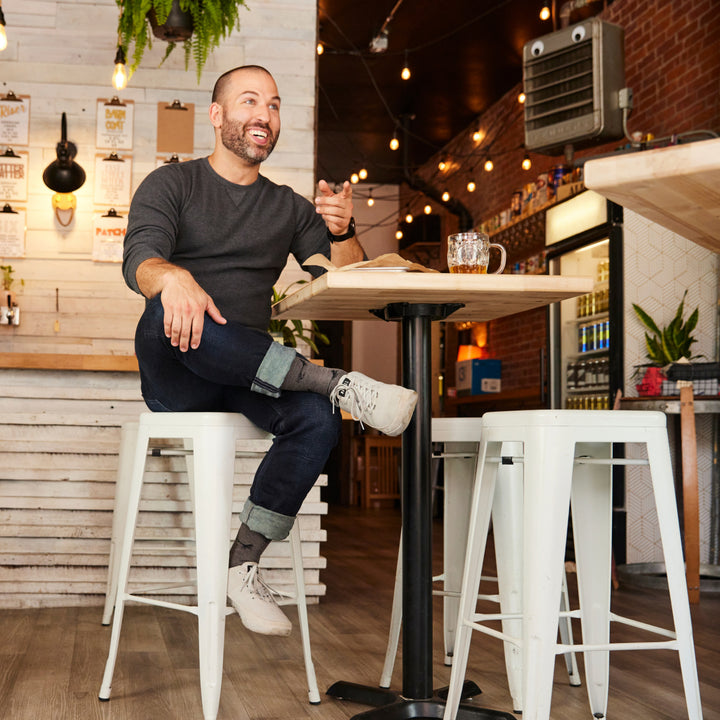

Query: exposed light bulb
[[405, 213, 413, 223], [350, 173, 359, 184], [358, 168, 368, 180], [540, 3, 551, 21], [112, 46, 128, 91], [522, 153, 532, 171], [401, 65, 411, 80], [472, 128, 483, 143], [518, 92, 526, 104], [423, 204, 432, 215], [0, 7, 6, 52], [367, 194, 375, 207], [389, 133, 399, 151], [438, 159, 446, 171], [317, 42, 324, 55], [484, 157, 494, 172], [467, 180, 476, 192], [395, 229, 403, 240], [441, 190, 450, 202]]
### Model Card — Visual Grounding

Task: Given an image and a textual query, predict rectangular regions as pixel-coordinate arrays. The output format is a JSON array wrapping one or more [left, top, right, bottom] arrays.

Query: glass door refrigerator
[[545, 190, 624, 411]]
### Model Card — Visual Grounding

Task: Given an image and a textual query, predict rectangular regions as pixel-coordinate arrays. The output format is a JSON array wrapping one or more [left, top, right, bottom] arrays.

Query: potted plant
[[632, 290, 701, 395], [116, 0, 247, 81], [269, 280, 329, 354]]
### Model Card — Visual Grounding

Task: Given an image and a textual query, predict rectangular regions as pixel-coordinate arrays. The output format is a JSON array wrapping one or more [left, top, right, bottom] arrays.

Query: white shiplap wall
[[0, 0, 327, 607]]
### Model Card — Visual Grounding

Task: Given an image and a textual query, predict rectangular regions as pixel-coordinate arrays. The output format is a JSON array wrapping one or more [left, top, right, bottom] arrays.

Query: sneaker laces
[[240, 563, 291, 602], [329, 378, 378, 428]]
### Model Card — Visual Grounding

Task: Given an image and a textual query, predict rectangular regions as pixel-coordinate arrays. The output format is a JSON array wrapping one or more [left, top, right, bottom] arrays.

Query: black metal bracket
[[370, 302, 465, 322]]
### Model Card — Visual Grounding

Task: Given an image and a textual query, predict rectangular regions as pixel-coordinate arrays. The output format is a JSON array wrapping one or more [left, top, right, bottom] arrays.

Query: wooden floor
[[1, 505, 719, 720]]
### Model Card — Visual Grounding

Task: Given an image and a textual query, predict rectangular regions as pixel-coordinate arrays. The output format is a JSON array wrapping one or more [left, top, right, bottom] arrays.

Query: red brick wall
[[416, 0, 720, 402]]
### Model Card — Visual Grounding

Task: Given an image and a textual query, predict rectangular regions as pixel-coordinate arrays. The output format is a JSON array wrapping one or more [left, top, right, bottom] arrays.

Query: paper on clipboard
[[157, 100, 195, 154], [304, 252, 439, 273], [0, 92, 30, 146]]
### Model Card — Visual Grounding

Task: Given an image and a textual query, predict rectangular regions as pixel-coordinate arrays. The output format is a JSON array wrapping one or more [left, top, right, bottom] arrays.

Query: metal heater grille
[[523, 18, 625, 154]]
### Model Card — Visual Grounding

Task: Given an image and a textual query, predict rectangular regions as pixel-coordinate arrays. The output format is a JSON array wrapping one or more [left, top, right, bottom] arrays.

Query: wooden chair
[[352, 435, 402, 508]]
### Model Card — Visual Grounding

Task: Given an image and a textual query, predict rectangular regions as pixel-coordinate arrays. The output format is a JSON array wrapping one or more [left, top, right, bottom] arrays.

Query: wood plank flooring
[[1, 505, 719, 719]]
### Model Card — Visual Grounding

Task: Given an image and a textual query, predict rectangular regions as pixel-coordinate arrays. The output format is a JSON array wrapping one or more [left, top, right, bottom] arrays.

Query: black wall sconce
[[42, 112, 86, 226]]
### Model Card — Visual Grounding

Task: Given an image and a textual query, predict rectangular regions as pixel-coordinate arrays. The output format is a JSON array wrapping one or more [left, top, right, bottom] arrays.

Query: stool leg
[[380, 533, 403, 688], [491, 441, 524, 713], [289, 521, 321, 704], [521, 430, 575, 720], [558, 572, 581, 687], [442, 441, 499, 720], [571, 442, 613, 718], [442, 442, 477, 665], [646, 431, 703, 719], [99, 429, 150, 701], [102, 422, 137, 626], [192, 425, 237, 720]]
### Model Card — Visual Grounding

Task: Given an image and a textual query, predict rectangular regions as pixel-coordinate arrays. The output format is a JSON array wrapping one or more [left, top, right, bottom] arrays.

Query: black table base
[[326, 681, 515, 720], [327, 303, 515, 720]]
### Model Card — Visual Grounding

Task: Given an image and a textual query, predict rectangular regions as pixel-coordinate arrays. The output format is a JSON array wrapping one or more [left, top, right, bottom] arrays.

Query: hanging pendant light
[[0, 3, 8, 52]]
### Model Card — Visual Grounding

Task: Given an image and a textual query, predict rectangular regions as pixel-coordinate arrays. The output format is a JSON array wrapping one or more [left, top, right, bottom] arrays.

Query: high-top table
[[273, 270, 593, 719]]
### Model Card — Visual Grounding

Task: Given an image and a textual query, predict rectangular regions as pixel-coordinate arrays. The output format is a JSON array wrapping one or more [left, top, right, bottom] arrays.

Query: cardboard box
[[456, 359, 502, 396]]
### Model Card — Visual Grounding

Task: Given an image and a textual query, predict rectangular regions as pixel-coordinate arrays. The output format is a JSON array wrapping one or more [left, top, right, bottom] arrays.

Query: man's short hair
[[211, 65, 274, 104]]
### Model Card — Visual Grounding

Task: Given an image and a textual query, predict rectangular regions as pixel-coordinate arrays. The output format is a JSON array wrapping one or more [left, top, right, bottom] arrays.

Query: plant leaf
[[632, 303, 662, 337]]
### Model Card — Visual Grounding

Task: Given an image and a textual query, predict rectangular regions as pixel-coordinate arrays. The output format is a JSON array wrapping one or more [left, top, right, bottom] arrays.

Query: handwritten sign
[[96, 98, 134, 150], [92, 211, 127, 263], [94, 153, 132, 207], [0, 207, 26, 257], [0, 94, 30, 146], [0, 152, 28, 202]]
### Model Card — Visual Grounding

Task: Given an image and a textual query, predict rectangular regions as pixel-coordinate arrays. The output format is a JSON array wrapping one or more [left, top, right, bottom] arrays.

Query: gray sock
[[229, 524, 271, 567], [280, 355, 346, 396]]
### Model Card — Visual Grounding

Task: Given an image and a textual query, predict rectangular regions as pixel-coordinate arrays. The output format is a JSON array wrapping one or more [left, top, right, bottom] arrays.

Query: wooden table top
[[272, 270, 593, 322], [584, 138, 720, 252]]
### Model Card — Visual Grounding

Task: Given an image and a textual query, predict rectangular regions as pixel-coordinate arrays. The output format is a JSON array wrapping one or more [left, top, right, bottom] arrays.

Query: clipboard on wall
[[157, 100, 195, 154]]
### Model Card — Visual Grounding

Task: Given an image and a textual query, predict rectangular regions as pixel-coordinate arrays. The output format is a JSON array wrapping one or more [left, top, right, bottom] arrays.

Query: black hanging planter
[[148, 0, 194, 42]]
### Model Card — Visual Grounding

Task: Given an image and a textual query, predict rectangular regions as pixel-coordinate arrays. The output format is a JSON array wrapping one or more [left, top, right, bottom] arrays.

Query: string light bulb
[[522, 153, 532, 171], [540, 2, 551, 20], [0, 4, 7, 52], [467, 179, 476, 192], [401, 51, 411, 80], [358, 168, 368, 180], [423, 204, 432, 214], [389, 131, 399, 151], [484, 156, 494, 172], [405, 212, 413, 223], [112, 46, 128, 91], [395, 228, 403, 241], [350, 173, 359, 184], [367, 190, 375, 207], [472, 127, 483, 143], [316, 42, 324, 55], [441, 190, 450, 202], [438, 157, 447, 171], [518, 92, 526, 104]]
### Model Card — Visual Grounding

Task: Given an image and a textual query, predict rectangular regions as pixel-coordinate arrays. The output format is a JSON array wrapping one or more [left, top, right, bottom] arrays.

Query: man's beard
[[220, 118, 278, 165]]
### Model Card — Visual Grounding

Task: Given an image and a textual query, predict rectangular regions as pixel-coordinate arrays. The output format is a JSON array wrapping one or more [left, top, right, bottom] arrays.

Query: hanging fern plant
[[116, 0, 247, 82]]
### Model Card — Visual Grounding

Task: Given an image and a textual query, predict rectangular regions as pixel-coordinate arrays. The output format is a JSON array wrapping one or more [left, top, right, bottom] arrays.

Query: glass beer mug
[[447, 231, 506, 274]]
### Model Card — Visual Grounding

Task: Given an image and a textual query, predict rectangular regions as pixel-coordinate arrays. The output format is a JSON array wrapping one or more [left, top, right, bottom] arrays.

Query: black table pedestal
[[327, 304, 514, 720]]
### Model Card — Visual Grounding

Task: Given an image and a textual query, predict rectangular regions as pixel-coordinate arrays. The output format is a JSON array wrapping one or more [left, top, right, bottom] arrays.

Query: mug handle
[[489, 243, 506, 274]]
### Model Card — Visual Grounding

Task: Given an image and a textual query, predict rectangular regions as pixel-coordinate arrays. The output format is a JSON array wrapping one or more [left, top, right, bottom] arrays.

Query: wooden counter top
[[0, 353, 139, 372], [584, 138, 720, 252]]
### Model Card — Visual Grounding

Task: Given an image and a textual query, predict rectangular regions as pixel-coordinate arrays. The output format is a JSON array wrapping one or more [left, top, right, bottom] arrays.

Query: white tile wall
[[623, 208, 718, 564]]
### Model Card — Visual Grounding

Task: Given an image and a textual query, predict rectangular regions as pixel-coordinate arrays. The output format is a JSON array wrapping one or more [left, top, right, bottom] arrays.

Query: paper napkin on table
[[304, 252, 439, 273]]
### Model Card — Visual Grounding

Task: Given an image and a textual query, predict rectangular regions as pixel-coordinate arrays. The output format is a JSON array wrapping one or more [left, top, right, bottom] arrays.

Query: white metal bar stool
[[381, 418, 580, 712], [99, 412, 320, 720], [443, 410, 703, 720]]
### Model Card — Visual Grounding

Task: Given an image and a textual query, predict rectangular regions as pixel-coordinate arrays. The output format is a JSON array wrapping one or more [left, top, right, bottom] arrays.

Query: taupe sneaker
[[330, 371, 418, 436]]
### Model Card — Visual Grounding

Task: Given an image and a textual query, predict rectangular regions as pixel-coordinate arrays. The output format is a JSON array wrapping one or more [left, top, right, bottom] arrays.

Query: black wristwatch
[[327, 216, 356, 242]]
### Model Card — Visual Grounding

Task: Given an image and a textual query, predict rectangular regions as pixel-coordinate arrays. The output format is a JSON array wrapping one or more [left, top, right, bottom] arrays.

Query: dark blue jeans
[[134, 296, 342, 540]]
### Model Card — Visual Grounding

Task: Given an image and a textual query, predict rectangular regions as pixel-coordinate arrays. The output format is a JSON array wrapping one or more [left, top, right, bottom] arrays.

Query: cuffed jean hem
[[240, 498, 295, 540], [250, 340, 296, 398]]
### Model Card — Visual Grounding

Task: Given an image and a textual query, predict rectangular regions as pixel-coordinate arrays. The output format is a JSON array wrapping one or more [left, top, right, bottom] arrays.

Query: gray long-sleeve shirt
[[123, 157, 330, 331]]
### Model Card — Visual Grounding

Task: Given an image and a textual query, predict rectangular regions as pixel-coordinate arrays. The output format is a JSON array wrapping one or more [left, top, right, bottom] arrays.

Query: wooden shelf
[[0, 352, 139, 372]]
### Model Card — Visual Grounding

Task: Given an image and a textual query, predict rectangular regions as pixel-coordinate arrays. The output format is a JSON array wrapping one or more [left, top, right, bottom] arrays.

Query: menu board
[[0, 206, 25, 257], [92, 211, 127, 263], [96, 98, 134, 150], [0, 93, 30, 146], [94, 153, 132, 207], [0, 151, 28, 202]]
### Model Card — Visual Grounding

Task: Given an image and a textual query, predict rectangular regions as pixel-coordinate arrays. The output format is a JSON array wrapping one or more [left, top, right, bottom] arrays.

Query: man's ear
[[209, 102, 223, 129]]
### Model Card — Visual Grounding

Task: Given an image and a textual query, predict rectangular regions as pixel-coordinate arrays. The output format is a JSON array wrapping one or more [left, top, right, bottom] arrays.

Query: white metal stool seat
[[381, 418, 580, 712], [99, 412, 320, 720], [443, 410, 703, 720]]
